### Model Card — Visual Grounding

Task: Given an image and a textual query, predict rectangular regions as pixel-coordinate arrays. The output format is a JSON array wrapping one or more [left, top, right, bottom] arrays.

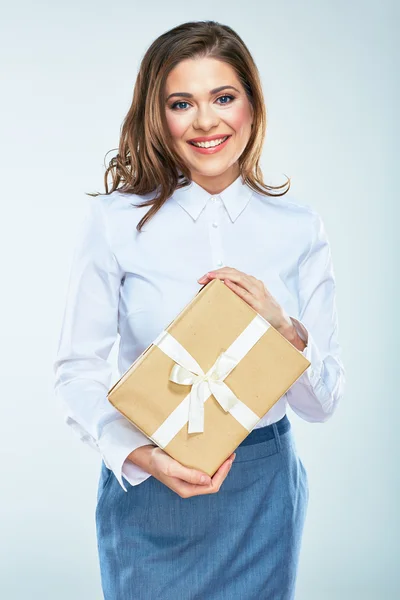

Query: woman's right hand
[[127, 445, 236, 498]]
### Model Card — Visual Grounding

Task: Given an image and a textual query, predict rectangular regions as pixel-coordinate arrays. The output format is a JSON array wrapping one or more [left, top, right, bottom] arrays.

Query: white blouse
[[53, 175, 345, 492]]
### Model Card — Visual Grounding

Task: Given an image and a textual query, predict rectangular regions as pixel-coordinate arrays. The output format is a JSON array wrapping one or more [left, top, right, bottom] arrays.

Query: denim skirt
[[95, 414, 309, 600]]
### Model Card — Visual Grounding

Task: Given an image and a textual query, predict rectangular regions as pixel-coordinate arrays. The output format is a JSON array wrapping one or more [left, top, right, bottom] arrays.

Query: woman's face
[[164, 57, 254, 187]]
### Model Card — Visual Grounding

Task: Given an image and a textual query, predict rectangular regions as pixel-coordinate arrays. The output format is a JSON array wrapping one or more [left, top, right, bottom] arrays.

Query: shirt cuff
[[97, 418, 155, 492], [290, 316, 326, 394], [121, 458, 154, 488]]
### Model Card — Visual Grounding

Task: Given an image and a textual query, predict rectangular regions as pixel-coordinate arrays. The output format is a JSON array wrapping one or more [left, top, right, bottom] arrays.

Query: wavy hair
[[88, 20, 290, 232]]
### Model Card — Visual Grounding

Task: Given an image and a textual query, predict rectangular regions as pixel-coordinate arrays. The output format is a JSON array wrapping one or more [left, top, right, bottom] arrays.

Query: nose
[[193, 104, 219, 131]]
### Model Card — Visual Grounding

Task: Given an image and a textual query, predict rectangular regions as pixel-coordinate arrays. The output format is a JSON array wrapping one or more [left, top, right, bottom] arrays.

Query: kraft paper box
[[107, 277, 310, 477]]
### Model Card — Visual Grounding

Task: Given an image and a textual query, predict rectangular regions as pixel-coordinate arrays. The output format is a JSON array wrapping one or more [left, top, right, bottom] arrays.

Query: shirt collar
[[172, 175, 254, 223]]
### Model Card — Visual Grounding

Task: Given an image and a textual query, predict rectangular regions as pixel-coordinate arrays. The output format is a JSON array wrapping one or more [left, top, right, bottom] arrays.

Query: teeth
[[191, 136, 229, 148]]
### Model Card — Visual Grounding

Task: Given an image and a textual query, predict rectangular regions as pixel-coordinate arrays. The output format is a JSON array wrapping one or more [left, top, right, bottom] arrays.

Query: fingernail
[[200, 475, 210, 484]]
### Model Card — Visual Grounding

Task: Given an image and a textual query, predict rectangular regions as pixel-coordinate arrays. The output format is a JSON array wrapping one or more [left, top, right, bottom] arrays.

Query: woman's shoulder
[[94, 188, 157, 212], [91, 189, 159, 231], [252, 186, 323, 238], [254, 186, 317, 217], [251, 186, 325, 256]]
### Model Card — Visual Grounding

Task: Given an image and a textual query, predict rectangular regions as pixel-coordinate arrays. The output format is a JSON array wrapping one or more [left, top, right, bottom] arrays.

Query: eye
[[169, 94, 236, 111], [216, 94, 235, 105], [170, 101, 190, 111]]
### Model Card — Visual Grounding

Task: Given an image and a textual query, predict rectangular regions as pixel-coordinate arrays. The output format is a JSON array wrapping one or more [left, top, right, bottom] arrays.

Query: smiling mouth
[[188, 135, 231, 148]]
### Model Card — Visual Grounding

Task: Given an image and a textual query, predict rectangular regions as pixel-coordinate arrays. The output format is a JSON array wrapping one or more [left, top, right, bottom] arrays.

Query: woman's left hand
[[197, 266, 293, 333]]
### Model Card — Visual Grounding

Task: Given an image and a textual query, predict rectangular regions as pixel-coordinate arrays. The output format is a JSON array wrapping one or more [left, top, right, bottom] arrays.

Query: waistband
[[238, 414, 291, 447]]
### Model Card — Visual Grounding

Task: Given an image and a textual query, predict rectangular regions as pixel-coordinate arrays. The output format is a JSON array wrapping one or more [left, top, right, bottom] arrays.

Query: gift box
[[107, 277, 310, 477]]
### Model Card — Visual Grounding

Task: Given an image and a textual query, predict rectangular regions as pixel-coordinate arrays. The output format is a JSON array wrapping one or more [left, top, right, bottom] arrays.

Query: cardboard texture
[[107, 278, 310, 477]]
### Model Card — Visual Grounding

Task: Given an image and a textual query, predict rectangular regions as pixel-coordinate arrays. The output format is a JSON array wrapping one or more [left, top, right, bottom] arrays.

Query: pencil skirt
[[95, 415, 309, 600]]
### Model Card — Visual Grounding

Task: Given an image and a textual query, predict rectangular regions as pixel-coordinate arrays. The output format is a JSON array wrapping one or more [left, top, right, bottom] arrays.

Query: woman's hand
[[128, 445, 236, 498], [198, 266, 292, 333]]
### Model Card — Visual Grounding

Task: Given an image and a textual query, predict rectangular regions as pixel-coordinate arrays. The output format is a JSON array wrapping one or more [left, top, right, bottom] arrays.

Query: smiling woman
[[86, 20, 290, 234], [164, 59, 254, 178], [54, 18, 345, 600]]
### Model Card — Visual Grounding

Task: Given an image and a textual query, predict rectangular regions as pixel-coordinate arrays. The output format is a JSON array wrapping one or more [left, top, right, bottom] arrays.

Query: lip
[[187, 134, 232, 143], [187, 135, 231, 155]]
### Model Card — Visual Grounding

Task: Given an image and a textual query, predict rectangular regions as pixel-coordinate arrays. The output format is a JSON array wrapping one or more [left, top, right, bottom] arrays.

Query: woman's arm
[[282, 211, 346, 422], [53, 196, 155, 492], [276, 319, 307, 351]]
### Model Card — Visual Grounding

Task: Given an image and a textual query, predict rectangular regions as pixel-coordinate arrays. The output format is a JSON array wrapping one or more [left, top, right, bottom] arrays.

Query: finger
[[176, 455, 235, 496], [189, 453, 236, 492], [224, 279, 258, 307], [202, 271, 259, 295], [168, 461, 213, 486], [197, 267, 238, 283], [170, 453, 235, 497], [209, 454, 236, 488]]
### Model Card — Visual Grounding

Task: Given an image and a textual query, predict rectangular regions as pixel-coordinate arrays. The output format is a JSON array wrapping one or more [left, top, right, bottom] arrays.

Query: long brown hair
[[88, 20, 290, 232]]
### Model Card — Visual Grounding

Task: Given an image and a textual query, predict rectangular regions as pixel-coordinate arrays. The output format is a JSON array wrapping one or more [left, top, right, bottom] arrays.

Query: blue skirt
[[95, 415, 309, 600]]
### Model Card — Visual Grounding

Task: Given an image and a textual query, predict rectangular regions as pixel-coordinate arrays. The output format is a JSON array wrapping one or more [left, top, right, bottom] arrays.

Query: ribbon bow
[[169, 351, 240, 433]]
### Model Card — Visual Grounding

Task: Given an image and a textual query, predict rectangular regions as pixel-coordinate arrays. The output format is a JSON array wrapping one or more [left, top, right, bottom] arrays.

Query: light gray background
[[1, 1, 398, 599]]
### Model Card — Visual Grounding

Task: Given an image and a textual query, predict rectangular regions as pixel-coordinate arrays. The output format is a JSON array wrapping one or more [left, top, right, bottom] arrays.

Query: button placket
[[207, 197, 225, 269]]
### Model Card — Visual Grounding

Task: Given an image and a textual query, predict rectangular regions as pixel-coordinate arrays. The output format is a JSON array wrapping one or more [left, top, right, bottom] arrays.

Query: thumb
[[177, 464, 212, 486]]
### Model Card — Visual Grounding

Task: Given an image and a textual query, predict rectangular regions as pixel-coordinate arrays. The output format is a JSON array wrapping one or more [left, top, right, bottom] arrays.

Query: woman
[[53, 20, 345, 600]]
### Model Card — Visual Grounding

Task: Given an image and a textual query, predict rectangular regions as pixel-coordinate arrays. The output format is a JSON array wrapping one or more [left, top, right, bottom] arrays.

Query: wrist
[[276, 321, 306, 351], [127, 444, 156, 468]]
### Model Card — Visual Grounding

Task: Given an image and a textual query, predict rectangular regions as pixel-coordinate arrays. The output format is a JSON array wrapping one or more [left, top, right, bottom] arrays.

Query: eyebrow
[[165, 85, 240, 102]]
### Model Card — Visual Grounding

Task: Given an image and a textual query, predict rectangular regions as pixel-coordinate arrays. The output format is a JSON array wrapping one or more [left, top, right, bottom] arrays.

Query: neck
[[190, 165, 241, 195]]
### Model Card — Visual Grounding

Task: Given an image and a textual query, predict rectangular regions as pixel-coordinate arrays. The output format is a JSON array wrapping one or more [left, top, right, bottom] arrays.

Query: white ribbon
[[169, 351, 242, 434], [149, 313, 271, 448]]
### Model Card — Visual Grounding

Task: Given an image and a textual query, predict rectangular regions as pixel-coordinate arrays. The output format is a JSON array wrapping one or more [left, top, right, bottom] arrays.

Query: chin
[[190, 163, 231, 177]]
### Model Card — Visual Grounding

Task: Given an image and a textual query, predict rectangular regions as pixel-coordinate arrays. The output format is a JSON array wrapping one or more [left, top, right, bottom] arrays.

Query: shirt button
[[216, 259, 223, 266], [212, 221, 218, 228], [211, 196, 217, 202], [310, 368, 314, 377]]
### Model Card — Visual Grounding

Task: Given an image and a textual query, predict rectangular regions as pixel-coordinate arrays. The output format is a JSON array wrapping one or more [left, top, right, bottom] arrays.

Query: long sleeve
[[286, 212, 346, 422], [53, 197, 155, 492]]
